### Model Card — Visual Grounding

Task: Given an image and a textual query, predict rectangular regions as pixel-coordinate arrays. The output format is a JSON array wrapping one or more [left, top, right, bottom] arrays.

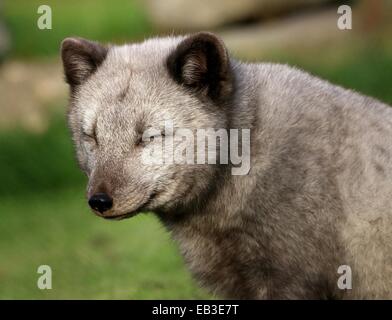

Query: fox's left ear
[[61, 37, 108, 87], [167, 32, 233, 101]]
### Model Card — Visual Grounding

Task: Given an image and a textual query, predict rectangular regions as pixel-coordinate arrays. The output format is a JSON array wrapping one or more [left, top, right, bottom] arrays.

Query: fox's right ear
[[61, 37, 108, 87]]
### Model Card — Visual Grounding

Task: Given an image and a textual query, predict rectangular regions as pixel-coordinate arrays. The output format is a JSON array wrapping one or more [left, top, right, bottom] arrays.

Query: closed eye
[[82, 128, 97, 145], [83, 132, 95, 139], [137, 131, 165, 146]]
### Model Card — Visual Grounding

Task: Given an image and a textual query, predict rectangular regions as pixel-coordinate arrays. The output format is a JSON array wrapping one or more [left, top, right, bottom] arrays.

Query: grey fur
[[61, 32, 392, 299]]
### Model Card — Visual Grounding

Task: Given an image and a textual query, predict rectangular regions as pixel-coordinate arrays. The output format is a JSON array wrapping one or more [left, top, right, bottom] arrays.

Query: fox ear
[[167, 32, 232, 101], [61, 37, 108, 87]]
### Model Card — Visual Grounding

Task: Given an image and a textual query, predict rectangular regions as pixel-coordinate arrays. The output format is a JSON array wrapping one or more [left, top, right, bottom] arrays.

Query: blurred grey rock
[[219, 8, 350, 60], [145, 0, 333, 30]]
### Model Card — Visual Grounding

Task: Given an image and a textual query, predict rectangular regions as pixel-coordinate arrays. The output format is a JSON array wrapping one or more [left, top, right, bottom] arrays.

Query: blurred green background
[[0, 0, 391, 299]]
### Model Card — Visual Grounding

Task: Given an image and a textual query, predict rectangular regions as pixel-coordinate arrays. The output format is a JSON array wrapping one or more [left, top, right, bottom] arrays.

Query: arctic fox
[[61, 32, 392, 299]]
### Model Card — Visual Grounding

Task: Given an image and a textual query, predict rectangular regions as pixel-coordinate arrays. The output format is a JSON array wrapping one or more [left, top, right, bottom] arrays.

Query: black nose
[[88, 193, 113, 213]]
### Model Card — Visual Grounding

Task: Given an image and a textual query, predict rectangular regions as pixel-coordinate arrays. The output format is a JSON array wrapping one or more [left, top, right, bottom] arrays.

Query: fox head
[[61, 32, 237, 220]]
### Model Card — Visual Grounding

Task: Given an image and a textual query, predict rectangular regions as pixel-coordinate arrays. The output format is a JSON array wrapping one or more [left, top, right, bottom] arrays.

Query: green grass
[[0, 189, 209, 299], [0, 115, 85, 197], [3, 0, 152, 58]]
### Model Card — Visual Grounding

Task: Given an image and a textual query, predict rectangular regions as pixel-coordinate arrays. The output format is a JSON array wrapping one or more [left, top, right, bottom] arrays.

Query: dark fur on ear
[[61, 37, 108, 87], [166, 32, 233, 102]]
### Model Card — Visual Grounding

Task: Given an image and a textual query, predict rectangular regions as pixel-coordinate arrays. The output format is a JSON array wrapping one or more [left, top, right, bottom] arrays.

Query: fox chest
[[171, 225, 267, 299]]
